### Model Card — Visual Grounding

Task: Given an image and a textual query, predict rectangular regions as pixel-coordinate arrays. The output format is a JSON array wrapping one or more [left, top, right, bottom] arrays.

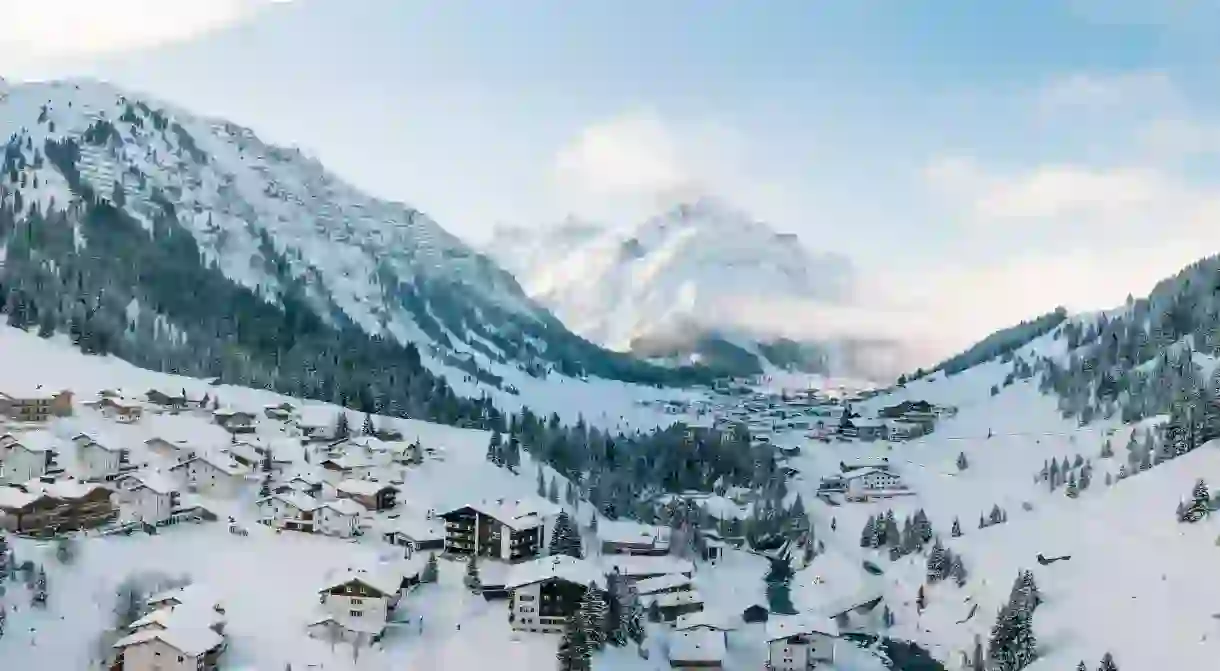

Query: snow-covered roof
[[504, 555, 605, 590], [322, 498, 367, 517], [297, 405, 336, 428], [9, 430, 61, 453], [382, 516, 444, 542], [764, 614, 840, 641], [667, 629, 725, 663], [0, 385, 60, 400], [26, 478, 107, 500], [319, 566, 402, 598], [842, 467, 895, 480], [113, 625, 224, 657], [442, 497, 560, 531], [674, 610, 737, 632], [80, 437, 123, 453], [130, 604, 225, 632], [307, 612, 385, 635], [598, 519, 669, 545], [260, 492, 320, 512], [320, 454, 373, 470], [147, 584, 222, 610], [126, 472, 178, 496], [170, 454, 249, 477], [0, 486, 37, 509], [606, 555, 694, 578], [335, 479, 395, 497], [632, 573, 691, 595], [650, 589, 704, 609]]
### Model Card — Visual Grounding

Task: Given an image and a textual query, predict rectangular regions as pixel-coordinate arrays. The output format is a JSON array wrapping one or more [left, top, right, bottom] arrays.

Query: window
[[351, 598, 363, 605], [178, 656, 185, 662], [350, 610, 363, 617], [518, 594, 535, 601]]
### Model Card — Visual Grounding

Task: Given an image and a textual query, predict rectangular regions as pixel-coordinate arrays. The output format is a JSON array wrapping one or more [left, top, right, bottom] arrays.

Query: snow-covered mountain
[[0, 78, 710, 414], [486, 198, 892, 378]]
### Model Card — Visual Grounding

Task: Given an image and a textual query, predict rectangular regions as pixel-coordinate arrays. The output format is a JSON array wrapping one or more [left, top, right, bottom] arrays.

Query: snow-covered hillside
[[0, 78, 708, 403], [486, 197, 863, 376]]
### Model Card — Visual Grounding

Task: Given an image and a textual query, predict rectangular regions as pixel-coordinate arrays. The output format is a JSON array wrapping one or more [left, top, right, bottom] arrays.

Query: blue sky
[[4, 0, 1220, 355]]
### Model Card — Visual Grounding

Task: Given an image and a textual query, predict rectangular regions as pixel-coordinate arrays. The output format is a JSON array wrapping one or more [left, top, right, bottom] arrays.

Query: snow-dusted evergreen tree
[[1066, 473, 1078, 498], [577, 583, 608, 650], [912, 509, 934, 545], [989, 504, 1005, 525], [549, 511, 583, 558], [0, 603, 5, 639], [603, 571, 628, 646], [882, 605, 895, 627], [463, 554, 481, 591], [1009, 570, 1041, 612], [951, 517, 962, 538], [537, 466, 547, 498], [926, 540, 949, 583], [1079, 464, 1092, 490], [486, 429, 503, 466], [1180, 478, 1210, 522], [421, 553, 438, 583], [0, 533, 8, 578], [949, 552, 968, 586], [987, 600, 1037, 671], [333, 411, 350, 440], [957, 451, 969, 470], [882, 510, 900, 548], [916, 585, 926, 612], [860, 515, 876, 548], [1097, 652, 1117, 671], [1076, 662, 1087, 671], [557, 614, 592, 671], [624, 588, 646, 646], [503, 434, 521, 471], [1100, 439, 1113, 458], [361, 412, 375, 436], [547, 477, 561, 503]]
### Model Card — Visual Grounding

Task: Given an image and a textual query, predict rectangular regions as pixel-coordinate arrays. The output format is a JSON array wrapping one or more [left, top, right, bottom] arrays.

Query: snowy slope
[[0, 78, 703, 392], [486, 197, 858, 375]]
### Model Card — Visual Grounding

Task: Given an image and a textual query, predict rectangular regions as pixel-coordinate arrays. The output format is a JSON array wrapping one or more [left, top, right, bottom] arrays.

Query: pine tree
[[916, 585, 926, 612], [464, 554, 481, 591], [957, 451, 969, 470], [882, 605, 895, 627], [1181, 478, 1210, 522], [486, 430, 503, 465], [1066, 473, 1078, 498], [1076, 662, 1087, 671], [361, 412, 376, 436], [578, 583, 608, 650], [1010, 570, 1041, 612], [603, 571, 628, 646], [1097, 652, 1117, 671], [333, 411, 350, 440], [949, 552, 968, 587], [549, 511, 583, 558], [926, 540, 949, 583], [0, 603, 5, 639], [1100, 438, 1113, 458], [547, 477, 560, 503], [259, 474, 271, 498], [32, 564, 47, 607], [537, 467, 547, 498], [951, 517, 962, 537], [557, 614, 592, 671], [860, 515, 876, 548], [421, 553, 438, 583]]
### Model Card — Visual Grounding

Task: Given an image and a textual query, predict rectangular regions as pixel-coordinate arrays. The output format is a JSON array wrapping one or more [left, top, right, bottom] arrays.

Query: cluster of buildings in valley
[[0, 381, 877, 669]]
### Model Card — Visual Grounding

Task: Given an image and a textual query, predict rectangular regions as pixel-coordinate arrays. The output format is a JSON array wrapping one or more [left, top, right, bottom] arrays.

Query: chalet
[[382, 517, 446, 557], [128, 603, 226, 637], [605, 555, 695, 583], [504, 555, 605, 634], [91, 395, 144, 423], [439, 498, 560, 561], [0, 387, 73, 423], [599, 519, 671, 556], [224, 441, 263, 469], [853, 420, 886, 442], [168, 454, 250, 498], [318, 455, 375, 483], [674, 611, 738, 634], [335, 479, 398, 511], [843, 468, 907, 501], [0, 478, 117, 535], [316, 566, 408, 640], [633, 573, 693, 598], [0, 431, 60, 483], [765, 615, 839, 670], [279, 475, 324, 497], [296, 406, 340, 442], [667, 629, 726, 670], [116, 472, 181, 525], [263, 402, 296, 420], [145, 388, 188, 410], [144, 437, 196, 461], [318, 498, 366, 537], [111, 626, 225, 671], [650, 589, 705, 622], [212, 409, 256, 434], [76, 436, 130, 481], [257, 492, 321, 532]]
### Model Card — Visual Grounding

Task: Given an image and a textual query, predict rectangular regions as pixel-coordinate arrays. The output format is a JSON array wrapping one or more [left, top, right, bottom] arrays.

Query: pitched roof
[[441, 497, 560, 531], [336, 479, 395, 497], [113, 626, 224, 656], [259, 492, 321, 512], [9, 430, 61, 453], [674, 610, 738, 632], [598, 519, 669, 545], [146, 584, 222, 610], [667, 629, 726, 663], [649, 589, 704, 609], [764, 614, 840, 641], [322, 498, 367, 516], [129, 604, 225, 631], [319, 567, 402, 598], [606, 555, 694, 578], [504, 555, 605, 590], [383, 516, 445, 542], [632, 573, 692, 595]]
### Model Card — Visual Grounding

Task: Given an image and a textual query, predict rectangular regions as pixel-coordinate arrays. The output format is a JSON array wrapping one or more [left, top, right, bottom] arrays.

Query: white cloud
[[1140, 118, 1220, 158], [0, 0, 290, 61], [1035, 71, 1178, 118], [553, 113, 691, 198]]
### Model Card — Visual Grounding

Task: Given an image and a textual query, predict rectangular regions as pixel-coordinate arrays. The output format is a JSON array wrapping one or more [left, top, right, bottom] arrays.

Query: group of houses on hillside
[[110, 584, 228, 671]]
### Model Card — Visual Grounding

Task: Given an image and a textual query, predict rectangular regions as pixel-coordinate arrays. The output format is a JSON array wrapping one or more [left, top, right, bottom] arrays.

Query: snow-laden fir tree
[[463, 554, 481, 591], [361, 412, 375, 436], [333, 411, 350, 440], [951, 517, 962, 538], [537, 466, 546, 498], [916, 585, 926, 612], [987, 601, 1037, 671], [420, 553, 438, 583], [913, 509, 934, 545], [957, 451, 969, 470], [949, 552, 968, 587], [547, 477, 561, 504], [624, 587, 646, 645], [1097, 651, 1117, 671], [1076, 662, 1087, 671], [1179, 478, 1210, 522], [926, 540, 949, 583], [578, 582, 608, 650], [486, 429, 503, 466], [1009, 570, 1041, 612], [0, 603, 5, 639], [32, 564, 47, 607], [549, 511, 583, 558], [603, 570, 628, 646], [1066, 473, 1079, 498], [556, 614, 592, 671], [860, 515, 876, 548]]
